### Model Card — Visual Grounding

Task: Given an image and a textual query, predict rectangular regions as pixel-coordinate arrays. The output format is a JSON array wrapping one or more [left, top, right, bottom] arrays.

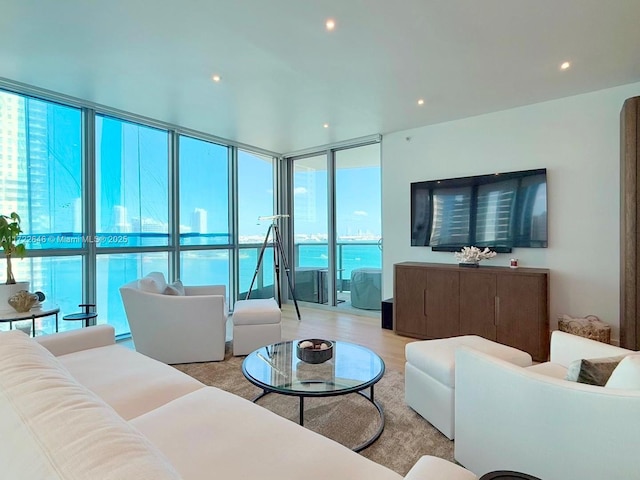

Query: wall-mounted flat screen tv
[[411, 168, 547, 252]]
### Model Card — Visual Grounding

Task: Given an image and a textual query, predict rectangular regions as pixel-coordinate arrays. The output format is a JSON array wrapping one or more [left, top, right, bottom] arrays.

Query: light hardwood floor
[[280, 303, 416, 373], [120, 304, 416, 372]]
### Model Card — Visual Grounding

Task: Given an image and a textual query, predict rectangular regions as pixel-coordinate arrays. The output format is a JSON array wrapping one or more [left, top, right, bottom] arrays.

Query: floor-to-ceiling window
[[238, 149, 275, 299], [0, 84, 276, 338], [178, 135, 231, 294], [95, 115, 170, 336], [0, 91, 84, 334]]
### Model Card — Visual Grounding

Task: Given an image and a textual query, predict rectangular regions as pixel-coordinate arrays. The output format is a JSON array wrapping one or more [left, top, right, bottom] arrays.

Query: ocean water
[[9, 242, 381, 337]]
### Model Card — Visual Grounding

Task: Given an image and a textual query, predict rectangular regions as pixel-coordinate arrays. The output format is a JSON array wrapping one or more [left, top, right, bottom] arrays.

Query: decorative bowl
[[8, 290, 39, 313], [296, 339, 334, 364]]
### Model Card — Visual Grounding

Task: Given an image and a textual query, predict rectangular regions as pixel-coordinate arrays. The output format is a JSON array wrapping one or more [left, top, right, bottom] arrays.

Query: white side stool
[[232, 298, 282, 356], [405, 336, 532, 439]]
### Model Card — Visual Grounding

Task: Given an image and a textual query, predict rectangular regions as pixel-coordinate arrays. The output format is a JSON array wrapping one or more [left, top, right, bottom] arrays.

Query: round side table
[[62, 303, 97, 328]]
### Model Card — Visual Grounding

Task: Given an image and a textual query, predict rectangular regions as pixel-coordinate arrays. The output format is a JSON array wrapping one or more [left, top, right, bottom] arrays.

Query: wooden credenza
[[394, 262, 550, 361]]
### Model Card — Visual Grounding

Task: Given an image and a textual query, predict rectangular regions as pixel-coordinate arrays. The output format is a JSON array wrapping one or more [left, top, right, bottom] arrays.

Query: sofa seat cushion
[[58, 343, 205, 420], [0, 330, 181, 480], [406, 336, 532, 388], [526, 362, 568, 379], [131, 387, 402, 480]]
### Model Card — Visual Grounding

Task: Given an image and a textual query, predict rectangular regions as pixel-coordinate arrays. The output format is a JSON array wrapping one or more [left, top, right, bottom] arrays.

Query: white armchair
[[454, 331, 640, 480], [119, 272, 227, 364]]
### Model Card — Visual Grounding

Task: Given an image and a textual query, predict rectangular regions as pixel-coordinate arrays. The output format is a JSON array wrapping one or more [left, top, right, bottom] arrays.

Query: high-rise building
[[0, 92, 26, 216], [73, 197, 82, 232], [112, 205, 131, 233], [191, 208, 208, 233]]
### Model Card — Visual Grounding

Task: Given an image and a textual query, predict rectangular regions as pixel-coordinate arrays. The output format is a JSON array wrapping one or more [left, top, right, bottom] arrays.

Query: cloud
[[294, 187, 308, 195], [353, 210, 368, 216]]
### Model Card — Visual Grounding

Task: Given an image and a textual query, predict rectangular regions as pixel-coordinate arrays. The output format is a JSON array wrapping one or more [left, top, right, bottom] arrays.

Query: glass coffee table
[[242, 340, 385, 452]]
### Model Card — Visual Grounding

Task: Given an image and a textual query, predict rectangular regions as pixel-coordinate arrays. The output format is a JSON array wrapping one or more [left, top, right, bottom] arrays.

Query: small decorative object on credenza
[[296, 339, 334, 364], [454, 246, 497, 267]]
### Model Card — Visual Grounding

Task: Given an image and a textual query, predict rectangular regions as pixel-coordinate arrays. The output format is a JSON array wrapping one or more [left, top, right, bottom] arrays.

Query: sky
[[4, 93, 381, 245]]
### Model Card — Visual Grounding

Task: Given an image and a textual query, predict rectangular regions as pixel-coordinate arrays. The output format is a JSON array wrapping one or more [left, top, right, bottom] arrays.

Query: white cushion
[[0, 330, 181, 480], [131, 387, 402, 480], [58, 344, 205, 420], [138, 271, 167, 294], [405, 336, 532, 387], [233, 298, 281, 326], [605, 354, 640, 390], [164, 279, 185, 296]]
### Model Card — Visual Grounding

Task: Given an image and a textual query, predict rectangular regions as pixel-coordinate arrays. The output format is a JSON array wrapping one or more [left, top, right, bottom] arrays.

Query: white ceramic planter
[[0, 282, 30, 314]]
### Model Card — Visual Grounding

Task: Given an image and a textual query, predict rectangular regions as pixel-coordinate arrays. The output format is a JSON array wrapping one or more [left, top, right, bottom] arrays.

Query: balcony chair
[[119, 272, 227, 364], [350, 267, 382, 310]]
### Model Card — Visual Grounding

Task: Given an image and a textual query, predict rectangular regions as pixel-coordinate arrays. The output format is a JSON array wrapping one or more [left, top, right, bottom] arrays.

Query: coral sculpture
[[454, 246, 497, 265]]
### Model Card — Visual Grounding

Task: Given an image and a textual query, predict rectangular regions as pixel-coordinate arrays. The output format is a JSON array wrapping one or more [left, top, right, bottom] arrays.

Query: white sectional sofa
[[0, 326, 477, 480], [455, 331, 640, 480]]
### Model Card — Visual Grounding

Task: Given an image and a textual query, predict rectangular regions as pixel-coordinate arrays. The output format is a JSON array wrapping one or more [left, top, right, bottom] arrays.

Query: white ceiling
[[1, 0, 639, 154]]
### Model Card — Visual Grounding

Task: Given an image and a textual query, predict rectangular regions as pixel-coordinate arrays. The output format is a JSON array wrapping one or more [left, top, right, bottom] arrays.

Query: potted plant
[[0, 212, 28, 313]]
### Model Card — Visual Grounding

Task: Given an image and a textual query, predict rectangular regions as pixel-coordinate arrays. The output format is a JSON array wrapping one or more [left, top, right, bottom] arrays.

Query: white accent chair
[[119, 272, 227, 364], [455, 331, 640, 480]]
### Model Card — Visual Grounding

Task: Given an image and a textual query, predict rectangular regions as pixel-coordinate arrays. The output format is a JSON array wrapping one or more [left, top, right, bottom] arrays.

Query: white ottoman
[[405, 336, 532, 439], [232, 298, 282, 356]]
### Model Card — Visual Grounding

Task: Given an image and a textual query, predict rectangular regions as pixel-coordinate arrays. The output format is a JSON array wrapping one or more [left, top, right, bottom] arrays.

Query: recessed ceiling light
[[417, 99, 425, 106], [323, 123, 329, 128], [325, 19, 336, 31], [560, 61, 571, 70], [211, 74, 221, 82]]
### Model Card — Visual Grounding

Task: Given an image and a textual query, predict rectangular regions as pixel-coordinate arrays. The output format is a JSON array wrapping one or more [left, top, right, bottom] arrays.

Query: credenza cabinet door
[[394, 265, 429, 336], [394, 265, 459, 338], [496, 273, 548, 361], [459, 271, 497, 340], [424, 269, 460, 339]]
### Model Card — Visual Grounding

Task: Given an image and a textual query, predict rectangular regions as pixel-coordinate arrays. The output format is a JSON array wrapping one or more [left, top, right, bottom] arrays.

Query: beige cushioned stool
[[405, 335, 532, 439], [232, 298, 282, 356]]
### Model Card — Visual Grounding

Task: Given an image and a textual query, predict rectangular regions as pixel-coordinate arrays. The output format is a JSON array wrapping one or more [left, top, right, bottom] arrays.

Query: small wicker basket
[[557, 314, 611, 344]]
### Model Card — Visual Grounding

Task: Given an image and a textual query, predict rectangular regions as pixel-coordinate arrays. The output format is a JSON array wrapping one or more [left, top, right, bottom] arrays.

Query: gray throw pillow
[[565, 355, 627, 386]]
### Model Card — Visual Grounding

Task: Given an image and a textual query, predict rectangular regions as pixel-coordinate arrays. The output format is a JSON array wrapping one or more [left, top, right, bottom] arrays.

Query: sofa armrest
[[35, 324, 115, 356], [405, 456, 477, 480], [550, 330, 634, 367]]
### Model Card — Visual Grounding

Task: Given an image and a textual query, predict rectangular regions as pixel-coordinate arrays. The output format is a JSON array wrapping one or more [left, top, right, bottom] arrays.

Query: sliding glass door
[[292, 155, 328, 305], [335, 144, 382, 310], [289, 142, 381, 312]]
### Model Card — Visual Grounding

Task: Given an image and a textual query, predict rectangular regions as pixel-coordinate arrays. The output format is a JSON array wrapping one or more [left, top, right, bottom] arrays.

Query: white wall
[[382, 82, 640, 342]]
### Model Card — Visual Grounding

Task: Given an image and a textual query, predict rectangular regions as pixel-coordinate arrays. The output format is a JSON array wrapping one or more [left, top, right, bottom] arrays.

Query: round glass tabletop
[[242, 340, 385, 397]]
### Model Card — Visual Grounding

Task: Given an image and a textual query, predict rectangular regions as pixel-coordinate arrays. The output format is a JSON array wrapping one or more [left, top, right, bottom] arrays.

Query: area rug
[[173, 345, 453, 476]]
